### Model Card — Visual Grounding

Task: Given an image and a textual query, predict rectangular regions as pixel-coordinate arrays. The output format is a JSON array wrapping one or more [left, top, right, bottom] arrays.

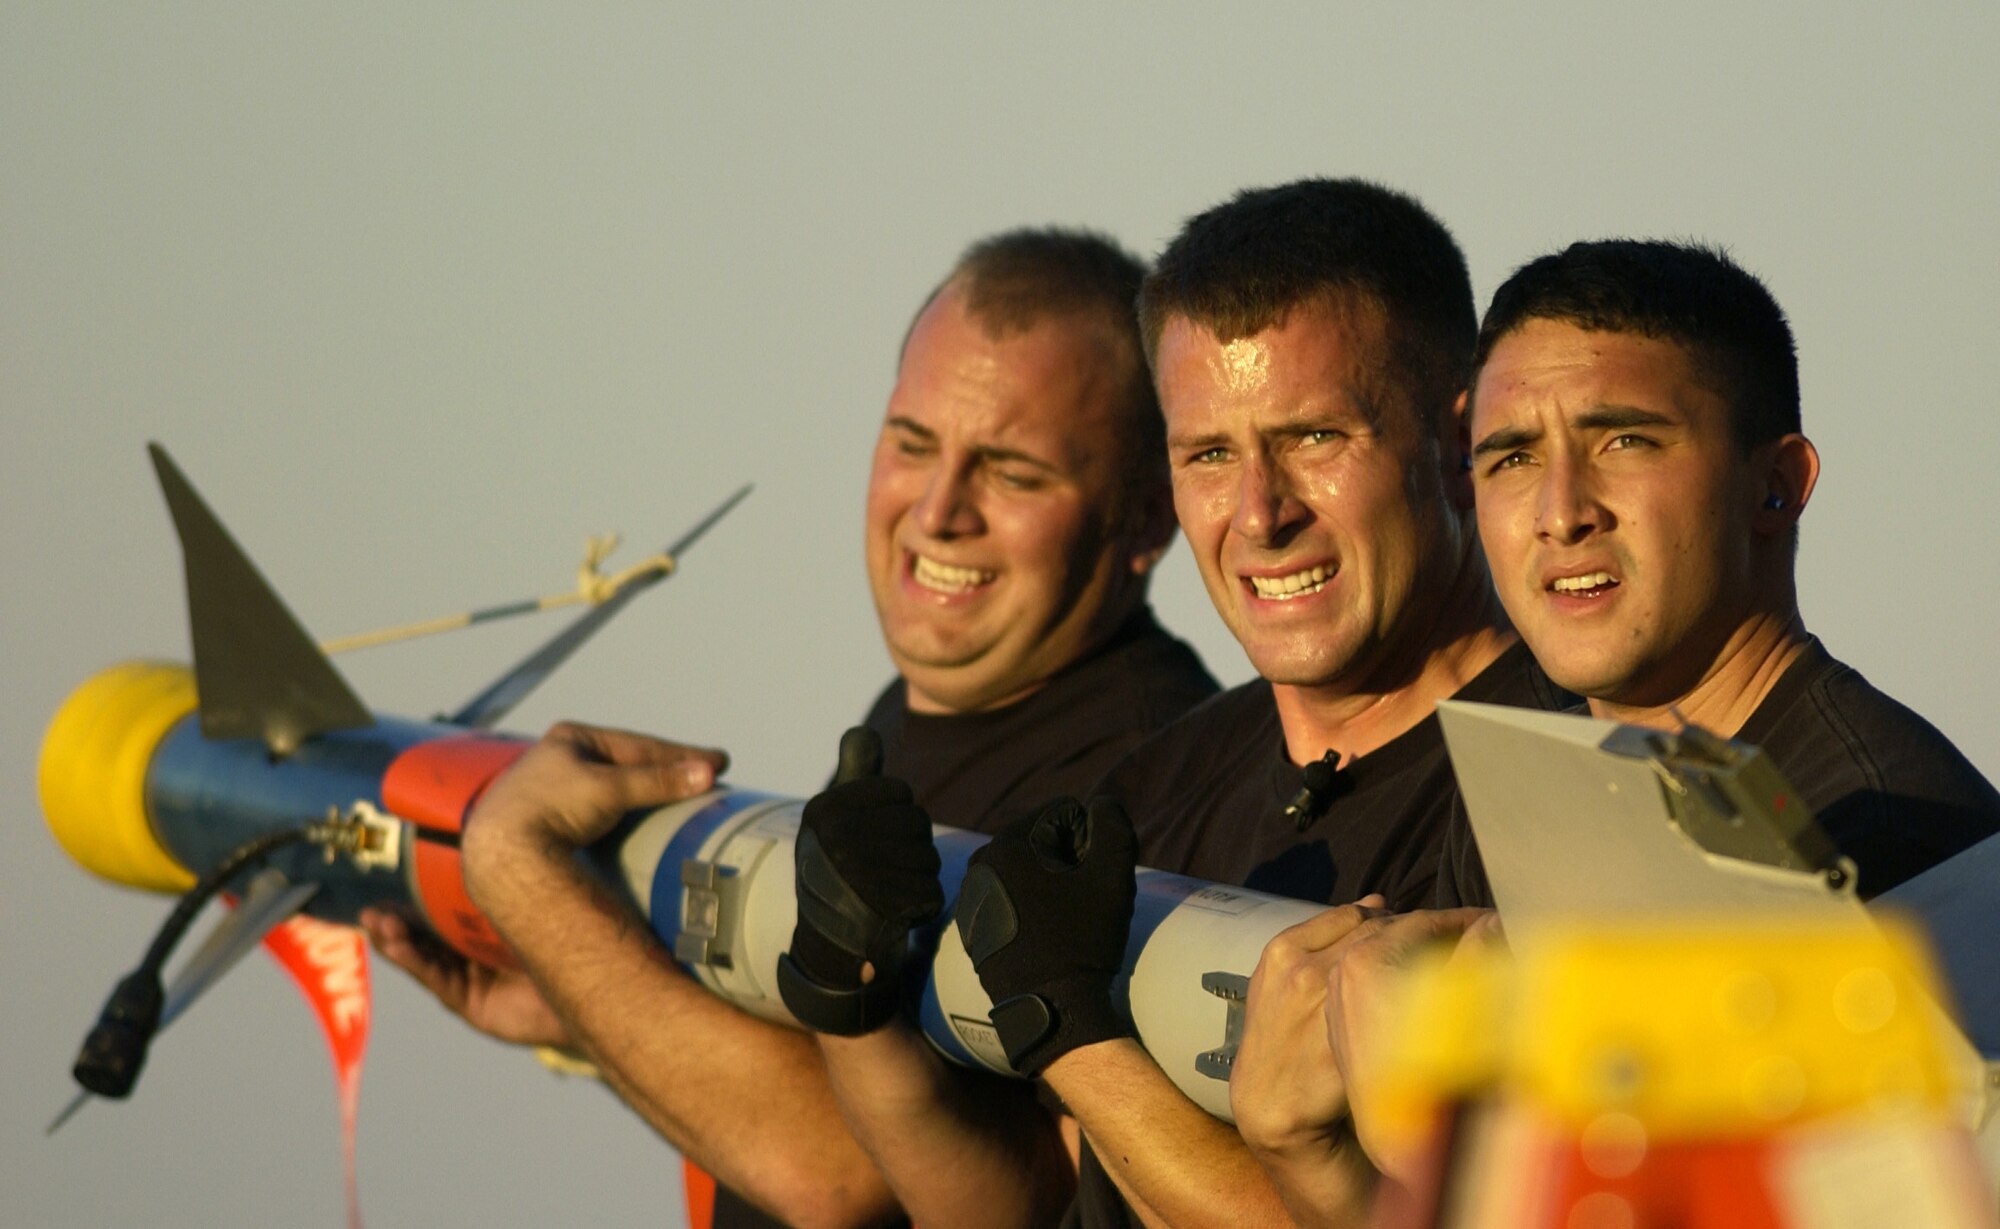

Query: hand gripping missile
[[610, 787, 1330, 1119]]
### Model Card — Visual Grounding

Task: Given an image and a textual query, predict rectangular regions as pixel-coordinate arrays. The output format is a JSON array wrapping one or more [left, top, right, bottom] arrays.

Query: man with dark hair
[[1246, 239, 2000, 1222], [1450, 238, 1999, 902], [788, 179, 1569, 1228], [364, 227, 1219, 1229]]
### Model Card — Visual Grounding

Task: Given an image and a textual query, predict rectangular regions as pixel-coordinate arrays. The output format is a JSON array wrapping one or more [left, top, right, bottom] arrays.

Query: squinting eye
[[993, 470, 1044, 491], [1607, 433, 1657, 451], [1185, 447, 1230, 465]]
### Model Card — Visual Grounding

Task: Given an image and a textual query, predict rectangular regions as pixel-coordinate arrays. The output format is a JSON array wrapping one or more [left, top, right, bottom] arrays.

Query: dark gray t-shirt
[[1066, 641, 1572, 1229], [708, 607, 1218, 1229]]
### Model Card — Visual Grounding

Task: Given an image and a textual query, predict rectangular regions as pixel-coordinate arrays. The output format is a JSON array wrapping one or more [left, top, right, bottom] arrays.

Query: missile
[[43, 445, 1316, 1129], [46, 673, 1321, 1121], [605, 787, 1327, 1119]]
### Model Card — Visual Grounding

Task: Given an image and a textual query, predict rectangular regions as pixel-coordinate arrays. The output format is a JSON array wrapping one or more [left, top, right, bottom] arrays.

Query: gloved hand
[[778, 726, 944, 1035], [954, 796, 1137, 1075]]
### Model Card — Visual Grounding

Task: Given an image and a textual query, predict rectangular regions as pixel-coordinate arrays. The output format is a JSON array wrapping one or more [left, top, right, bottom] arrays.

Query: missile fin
[[148, 443, 372, 756]]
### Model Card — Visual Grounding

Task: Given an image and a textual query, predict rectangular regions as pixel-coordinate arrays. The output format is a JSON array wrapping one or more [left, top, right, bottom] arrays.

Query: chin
[[1536, 653, 1642, 705], [889, 637, 982, 675], [906, 668, 1029, 715], [1245, 648, 1360, 690]]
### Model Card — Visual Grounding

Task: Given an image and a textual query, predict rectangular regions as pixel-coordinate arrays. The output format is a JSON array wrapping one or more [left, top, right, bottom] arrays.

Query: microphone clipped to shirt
[[1283, 748, 1344, 832]]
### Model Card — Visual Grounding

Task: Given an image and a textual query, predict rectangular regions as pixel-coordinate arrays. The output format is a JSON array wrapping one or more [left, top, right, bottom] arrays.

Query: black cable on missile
[[68, 825, 316, 1101]]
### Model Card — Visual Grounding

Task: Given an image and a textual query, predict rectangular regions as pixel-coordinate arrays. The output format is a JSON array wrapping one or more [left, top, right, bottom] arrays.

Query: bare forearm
[[465, 822, 898, 1229], [1245, 1136, 1377, 1229], [820, 1024, 1073, 1229], [1047, 1040, 1300, 1229]]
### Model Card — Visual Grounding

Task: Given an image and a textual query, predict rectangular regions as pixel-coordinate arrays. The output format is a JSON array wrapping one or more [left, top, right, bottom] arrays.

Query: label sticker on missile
[[949, 1014, 1005, 1063], [1137, 873, 1263, 917], [1178, 887, 1261, 916]]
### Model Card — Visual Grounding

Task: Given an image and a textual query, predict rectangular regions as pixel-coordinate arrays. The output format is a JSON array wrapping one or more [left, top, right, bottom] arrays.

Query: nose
[[1535, 454, 1607, 545], [1231, 452, 1306, 546], [912, 461, 984, 539]]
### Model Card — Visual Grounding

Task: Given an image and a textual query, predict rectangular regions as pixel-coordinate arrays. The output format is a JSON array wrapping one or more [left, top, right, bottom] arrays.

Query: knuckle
[[1264, 931, 1307, 966], [1349, 915, 1394, 947]]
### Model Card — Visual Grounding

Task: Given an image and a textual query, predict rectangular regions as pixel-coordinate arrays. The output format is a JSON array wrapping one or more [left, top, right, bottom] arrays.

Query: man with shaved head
[[367, 228, 1218, 1229]]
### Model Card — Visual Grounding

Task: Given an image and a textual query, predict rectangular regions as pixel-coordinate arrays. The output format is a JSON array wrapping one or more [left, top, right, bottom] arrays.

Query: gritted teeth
[[1248, 565, 1332, 600], [912, 552, 997, 594], [1551, 571, 1618, 593]]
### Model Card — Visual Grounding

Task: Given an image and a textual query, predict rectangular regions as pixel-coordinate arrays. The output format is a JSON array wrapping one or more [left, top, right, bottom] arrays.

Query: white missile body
[[610, 788, 1327, 1120]]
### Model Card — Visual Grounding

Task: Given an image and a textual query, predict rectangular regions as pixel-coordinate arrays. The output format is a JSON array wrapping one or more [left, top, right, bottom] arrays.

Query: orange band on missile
[[381, 736, 527, 833], [411, 840, 517, 968], [39, 661, 199, 893], [383, 736, 528, 967]]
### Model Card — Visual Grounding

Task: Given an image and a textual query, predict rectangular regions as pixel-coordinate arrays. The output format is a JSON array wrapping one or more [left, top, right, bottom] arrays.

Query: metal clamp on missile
[[1192, 971, 1249, 1081], [675, 859, 739, 969]]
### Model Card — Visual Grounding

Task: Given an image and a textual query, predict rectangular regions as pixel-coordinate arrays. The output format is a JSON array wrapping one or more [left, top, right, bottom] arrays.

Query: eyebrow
[[884, 416, 1059, 472], [1575, 404, 1677, 432], [1166, 428, 1230, 453], [1166, 392, 1377, 454], [1472, 404, 1679, 457], [1471, 423, 1538, 458]]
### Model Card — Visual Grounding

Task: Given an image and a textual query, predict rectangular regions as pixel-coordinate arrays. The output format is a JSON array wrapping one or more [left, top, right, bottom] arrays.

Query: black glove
[[954, 796, 1137, 1075], [778, 727, 944, 1035]]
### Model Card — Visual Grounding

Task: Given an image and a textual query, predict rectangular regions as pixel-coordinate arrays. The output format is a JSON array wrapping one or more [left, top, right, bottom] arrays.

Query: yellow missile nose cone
[[40, 661, 198, 892]]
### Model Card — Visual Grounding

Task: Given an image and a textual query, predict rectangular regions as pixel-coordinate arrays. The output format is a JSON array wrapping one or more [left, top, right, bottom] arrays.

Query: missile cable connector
[[67, 807, 402, 1110], [302, 801, 400, 874], [62, 808, 401, 1121], [68, 825, 316, 1103]]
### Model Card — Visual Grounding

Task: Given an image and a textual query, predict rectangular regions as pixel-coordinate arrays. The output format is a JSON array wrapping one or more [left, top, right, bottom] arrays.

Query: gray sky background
[[5, 5, 1996, 1226]]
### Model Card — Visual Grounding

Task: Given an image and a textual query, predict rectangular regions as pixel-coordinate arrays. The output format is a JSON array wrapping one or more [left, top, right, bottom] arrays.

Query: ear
[[1753, 433, 1820, 536], [1125, 479, 1179, 576], [1441, 389, 1474, 512]]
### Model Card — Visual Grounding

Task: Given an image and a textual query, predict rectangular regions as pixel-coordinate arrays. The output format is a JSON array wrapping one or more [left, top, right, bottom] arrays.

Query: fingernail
[[681, 762, 714, 791]]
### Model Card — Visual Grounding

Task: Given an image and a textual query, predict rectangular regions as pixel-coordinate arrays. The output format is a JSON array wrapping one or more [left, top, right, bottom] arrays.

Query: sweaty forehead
[[1154, 300, 1392, 426]]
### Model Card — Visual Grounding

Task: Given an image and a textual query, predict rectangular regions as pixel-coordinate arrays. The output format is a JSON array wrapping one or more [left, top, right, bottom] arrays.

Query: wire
[[316, 533, 675, 654], [70, 824, 318, 1100]]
